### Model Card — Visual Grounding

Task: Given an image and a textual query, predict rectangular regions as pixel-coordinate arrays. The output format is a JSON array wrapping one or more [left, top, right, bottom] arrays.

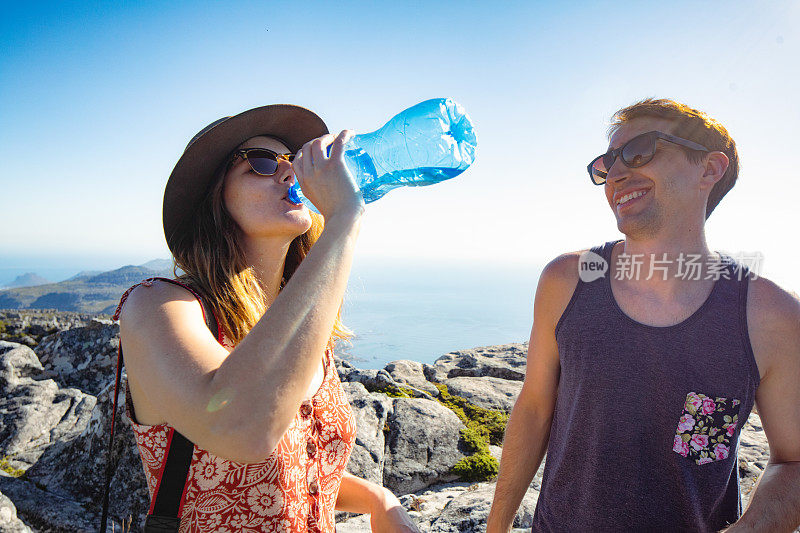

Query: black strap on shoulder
[[100, 277, 219, 532], [142, 515, 182, 532]]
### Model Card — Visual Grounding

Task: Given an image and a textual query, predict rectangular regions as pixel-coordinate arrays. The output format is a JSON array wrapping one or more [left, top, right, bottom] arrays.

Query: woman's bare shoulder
[[119, 279, 203, 326]]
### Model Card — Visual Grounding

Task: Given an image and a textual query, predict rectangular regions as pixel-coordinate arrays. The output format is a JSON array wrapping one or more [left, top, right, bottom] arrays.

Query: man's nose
[[605, 156, 629, 184]]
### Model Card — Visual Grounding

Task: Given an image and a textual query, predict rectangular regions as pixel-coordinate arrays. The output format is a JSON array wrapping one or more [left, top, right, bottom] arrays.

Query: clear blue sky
[[2, 1, 798, 291]]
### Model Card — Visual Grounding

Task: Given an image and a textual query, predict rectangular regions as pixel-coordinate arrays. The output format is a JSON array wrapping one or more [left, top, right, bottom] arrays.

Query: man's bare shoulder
[[746, 274, 800, 378], [538, 249, 587, 289], [748, 275, 800, 328], [533, 249, 591, 320]]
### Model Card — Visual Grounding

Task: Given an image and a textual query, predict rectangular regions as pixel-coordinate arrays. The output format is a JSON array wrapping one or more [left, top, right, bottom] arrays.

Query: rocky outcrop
[[0, 490, 33, 533], [0, 315, 783, 532], [442, 376, 523, 413], [0, 476, 98, 533], [0, 335, 145, 532], [423, 343, 529, 382], [35, 318, 119, 395], [22, 377, 149, 530], [0, 310, 98, 348], [383, 359, 440, 397], [382, 398, 467, 494], [338, 382, 393, 486], [0, 342, 96, 472], [738, 411, 771, 500]]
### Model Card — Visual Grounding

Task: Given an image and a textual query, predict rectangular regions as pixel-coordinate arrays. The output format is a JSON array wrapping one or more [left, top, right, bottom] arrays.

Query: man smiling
[[487, 99, 800, 532]]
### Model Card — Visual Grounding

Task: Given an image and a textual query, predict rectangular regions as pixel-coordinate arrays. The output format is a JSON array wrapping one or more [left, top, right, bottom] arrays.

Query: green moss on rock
[[430, 382, 508, 483], [0, 455, 26, 478], [433, 382, 508, 446], [370, 384, 414, 398], [369, 378, 508, 483], [460, 426, 488, 454], [450, 452, 499, 481]]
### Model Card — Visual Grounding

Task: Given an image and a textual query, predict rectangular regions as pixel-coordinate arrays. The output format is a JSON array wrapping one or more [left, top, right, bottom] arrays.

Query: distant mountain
[[85, 265, 171, 285], [140, 258, 173, 272], [1, 272, 51, 289], [0, 260, 176, 314], [64, 270, 103, 282]]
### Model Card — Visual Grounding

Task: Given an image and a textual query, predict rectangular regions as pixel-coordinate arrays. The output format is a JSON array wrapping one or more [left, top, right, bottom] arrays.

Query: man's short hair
[[608, 98, 739, 219]]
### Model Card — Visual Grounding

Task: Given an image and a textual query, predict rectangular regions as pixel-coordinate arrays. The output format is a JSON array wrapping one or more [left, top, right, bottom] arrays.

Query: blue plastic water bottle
[[286, 98, 476, 212]]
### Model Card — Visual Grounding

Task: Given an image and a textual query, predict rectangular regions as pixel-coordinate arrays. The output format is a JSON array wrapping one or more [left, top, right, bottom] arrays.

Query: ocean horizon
[[341, 259, 540, 369], [0, 256, 542, 369]]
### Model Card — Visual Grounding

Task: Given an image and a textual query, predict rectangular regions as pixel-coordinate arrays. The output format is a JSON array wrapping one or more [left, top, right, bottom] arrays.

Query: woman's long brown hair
[[170, 155, 352, 347]]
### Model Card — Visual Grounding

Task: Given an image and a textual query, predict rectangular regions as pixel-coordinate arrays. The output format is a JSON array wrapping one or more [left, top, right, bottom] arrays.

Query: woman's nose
[[276, 161, 295, 184]]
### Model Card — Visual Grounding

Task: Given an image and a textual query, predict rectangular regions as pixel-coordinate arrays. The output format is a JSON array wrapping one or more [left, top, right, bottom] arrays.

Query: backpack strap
[[101, 277, 219, 532]]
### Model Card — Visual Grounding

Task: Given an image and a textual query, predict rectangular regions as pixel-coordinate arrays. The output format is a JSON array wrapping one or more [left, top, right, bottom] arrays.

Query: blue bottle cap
[[287, 182, 303, 204]]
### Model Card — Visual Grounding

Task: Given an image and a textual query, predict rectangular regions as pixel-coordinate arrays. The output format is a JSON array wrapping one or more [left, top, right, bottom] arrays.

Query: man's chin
[[617, 218, 662, 241], [616, 202, 667, 238]]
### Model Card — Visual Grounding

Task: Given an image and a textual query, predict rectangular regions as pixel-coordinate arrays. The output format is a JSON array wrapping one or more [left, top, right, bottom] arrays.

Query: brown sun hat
[[162, 104, 329, 256]]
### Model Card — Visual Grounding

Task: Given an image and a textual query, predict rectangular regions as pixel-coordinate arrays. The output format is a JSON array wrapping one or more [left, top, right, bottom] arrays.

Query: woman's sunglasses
[[229, 148, 295, 176], [587, 131, 709, 185]]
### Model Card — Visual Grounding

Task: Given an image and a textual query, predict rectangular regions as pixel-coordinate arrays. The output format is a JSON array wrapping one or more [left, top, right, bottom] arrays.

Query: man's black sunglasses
[[229, 148, 295, 176], [587, 131, 709, 185]]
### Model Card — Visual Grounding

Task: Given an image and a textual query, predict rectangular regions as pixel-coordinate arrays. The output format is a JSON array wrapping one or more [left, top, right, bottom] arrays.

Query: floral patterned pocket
[[673, 392, 740, 465]]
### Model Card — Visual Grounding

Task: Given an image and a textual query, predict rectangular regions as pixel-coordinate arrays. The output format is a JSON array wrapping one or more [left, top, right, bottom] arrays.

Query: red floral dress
[[114, 279, 357, 532]]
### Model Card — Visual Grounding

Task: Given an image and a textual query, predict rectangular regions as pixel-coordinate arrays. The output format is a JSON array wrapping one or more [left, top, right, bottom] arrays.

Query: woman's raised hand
[[292, 129, 365, 220]]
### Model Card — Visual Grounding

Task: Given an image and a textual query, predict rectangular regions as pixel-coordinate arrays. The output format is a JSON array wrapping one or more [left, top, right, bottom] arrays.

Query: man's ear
[[700, 151, 729, 189]]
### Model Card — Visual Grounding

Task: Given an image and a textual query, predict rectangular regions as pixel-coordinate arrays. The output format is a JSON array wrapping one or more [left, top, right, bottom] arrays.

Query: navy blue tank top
[[531, 239, 761, 532]]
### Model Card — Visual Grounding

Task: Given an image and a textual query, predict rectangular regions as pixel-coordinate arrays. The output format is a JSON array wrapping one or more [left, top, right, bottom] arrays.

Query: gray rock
[[0, 490, 33, 533], [424, 343, 528, 382], [338, 364, 432, 400], [488, 444, 503, 465], [428, 482, 539, 533], [0, 310, 97, 348], [400, 482, 475, 530], [443, 375, 523, 413], [384, 359, 441, 397], [733, 412, 798, 532], [0, 341, 44, 389], [0, 310, 95, 334], [35, 319, 119, 395], [339, 366, 396, 390], [383, 398, 467, 494], [24, 378, 149, 532], [335, 512, 373, 531], [8, 335, 38, 348], [0, 342, 96, 472], [335, 482, 476, 532], [0, 475, 106, 532], [739, 411, 770, 509], [334, 354, 356, 373], [342, 381, 393, 485]]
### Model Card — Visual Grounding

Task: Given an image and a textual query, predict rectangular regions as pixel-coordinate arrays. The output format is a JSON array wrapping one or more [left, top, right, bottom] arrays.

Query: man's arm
[[723, 278, 800, 532], [486, 253, 580, 533]]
